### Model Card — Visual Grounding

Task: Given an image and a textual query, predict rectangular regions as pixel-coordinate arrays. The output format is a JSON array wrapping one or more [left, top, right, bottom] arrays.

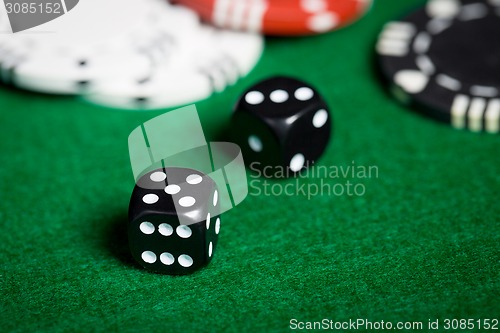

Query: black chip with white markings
[[376, 0, 500, 133]]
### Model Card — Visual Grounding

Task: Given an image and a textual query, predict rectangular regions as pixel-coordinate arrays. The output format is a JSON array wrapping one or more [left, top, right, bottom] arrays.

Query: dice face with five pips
[[128, 167, 220, 275], [231, 76, 331, 175]]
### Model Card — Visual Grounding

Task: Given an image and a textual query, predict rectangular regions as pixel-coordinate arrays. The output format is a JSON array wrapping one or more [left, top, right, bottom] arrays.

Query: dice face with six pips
[[128, 167, 220, 275], [231, 76, 331, 175]]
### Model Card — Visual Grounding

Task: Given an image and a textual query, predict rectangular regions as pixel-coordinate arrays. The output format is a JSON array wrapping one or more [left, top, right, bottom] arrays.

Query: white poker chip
[[85, 69, 214, 110], [84, 25, 264, 109], [10, 52, 151, 94]]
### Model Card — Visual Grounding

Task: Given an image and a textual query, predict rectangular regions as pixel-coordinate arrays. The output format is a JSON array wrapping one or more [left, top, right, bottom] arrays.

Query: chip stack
[[0, 0, 264, 109]]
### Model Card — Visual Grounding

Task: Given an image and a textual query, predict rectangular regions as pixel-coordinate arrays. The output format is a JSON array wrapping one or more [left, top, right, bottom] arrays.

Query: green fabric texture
[[0, 0, 498, 331]]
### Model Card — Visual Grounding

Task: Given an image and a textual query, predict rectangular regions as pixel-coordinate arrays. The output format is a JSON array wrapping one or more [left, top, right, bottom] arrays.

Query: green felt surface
[[1, 0, 499, 332]]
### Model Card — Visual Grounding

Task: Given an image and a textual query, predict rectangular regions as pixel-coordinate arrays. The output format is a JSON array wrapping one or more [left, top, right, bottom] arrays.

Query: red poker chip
[[173, 0, 372, 36]]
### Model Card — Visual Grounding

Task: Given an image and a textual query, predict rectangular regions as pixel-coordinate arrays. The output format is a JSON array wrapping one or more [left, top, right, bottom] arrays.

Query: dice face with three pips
[[128, 167, 220, 275], [231, 76, 331, 175]]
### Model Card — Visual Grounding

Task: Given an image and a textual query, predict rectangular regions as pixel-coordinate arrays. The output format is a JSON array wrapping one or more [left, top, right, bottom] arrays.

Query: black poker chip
[[376, 0, 500, 133]]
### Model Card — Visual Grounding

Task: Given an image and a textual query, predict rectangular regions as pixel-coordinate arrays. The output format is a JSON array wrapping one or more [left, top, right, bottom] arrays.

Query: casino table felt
[[0, 0, 498, 331]]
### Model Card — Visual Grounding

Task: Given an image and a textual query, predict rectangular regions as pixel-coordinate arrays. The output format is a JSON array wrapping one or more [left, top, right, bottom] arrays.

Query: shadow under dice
[[128, 168, 221, 275], [232, 76, 331, 175]]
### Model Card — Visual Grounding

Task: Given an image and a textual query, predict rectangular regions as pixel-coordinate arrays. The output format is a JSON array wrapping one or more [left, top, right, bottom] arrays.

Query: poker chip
[[0, 0, 263, 109], [173, 0, 372, 36], [376, 0, 500, 133], [84, 26, 263, 109]]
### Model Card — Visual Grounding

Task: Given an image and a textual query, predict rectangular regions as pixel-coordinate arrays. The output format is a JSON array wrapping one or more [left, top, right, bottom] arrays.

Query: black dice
[[231, 76, 331, 175], [128, 167, 220, 275]]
